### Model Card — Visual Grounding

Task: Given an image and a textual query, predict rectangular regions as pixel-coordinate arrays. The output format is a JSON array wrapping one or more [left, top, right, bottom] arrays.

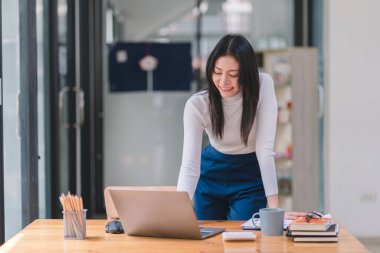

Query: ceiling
[[108, 0, 196, 40], [106, 0, 294, 48]]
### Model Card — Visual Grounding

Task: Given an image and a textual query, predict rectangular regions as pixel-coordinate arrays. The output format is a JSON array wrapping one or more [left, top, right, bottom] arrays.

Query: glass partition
[[36, 0, 49, 219], [2, 0, 22, 240]]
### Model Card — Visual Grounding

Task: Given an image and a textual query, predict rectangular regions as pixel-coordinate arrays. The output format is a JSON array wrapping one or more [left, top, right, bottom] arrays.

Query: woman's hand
[[285, 211, 307, 220]]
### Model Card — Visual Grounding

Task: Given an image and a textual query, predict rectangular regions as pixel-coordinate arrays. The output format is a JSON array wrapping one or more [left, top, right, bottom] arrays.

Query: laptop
[[109, 189, 225, 240]]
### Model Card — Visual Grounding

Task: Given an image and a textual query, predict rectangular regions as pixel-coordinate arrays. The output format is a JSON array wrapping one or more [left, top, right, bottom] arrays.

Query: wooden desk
[[0, 219, 369, 253]]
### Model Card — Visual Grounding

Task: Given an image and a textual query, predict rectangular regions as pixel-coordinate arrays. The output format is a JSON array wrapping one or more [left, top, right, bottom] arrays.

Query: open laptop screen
[[109, 189, 224, 240]]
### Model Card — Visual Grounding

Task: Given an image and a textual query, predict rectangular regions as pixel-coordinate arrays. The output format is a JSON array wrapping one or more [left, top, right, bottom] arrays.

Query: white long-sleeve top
[[177, 73, 278, 200]]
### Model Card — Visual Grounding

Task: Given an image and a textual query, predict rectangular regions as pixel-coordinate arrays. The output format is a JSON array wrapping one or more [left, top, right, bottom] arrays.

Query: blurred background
[[1, 0, 379, 250]]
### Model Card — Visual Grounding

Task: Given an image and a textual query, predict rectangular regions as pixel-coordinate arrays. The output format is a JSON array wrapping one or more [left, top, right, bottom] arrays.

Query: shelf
[[274, 152, 292, 161], [274, 83, 291, 88], [277, 119, 291, 125], [279, 195, 293, 211], [275, 157, 292, 161], [263, 48, 319, 211]]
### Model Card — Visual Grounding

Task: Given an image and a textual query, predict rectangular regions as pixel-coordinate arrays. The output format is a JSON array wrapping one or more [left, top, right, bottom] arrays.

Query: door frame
[[0, 0, 39, 242], [0, 0, 4, 244], [19, 0, 39, 228], [79, 0, 104, 217], [48, 0, 104, 218]]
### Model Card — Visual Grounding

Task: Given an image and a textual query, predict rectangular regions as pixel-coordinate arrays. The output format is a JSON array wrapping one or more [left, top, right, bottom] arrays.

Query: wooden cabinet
[[256, 48, 320, 211]]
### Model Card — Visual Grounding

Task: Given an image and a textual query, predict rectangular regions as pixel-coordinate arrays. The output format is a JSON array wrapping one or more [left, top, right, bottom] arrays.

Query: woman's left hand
[[285, 211, 307, 220]]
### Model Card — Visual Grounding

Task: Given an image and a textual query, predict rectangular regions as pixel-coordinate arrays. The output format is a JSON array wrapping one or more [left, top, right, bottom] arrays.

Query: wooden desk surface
[[0, 219, 369, 253]]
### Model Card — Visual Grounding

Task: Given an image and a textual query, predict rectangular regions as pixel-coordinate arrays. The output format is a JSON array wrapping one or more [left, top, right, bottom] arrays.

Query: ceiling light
[[222, 0, 253, 14]]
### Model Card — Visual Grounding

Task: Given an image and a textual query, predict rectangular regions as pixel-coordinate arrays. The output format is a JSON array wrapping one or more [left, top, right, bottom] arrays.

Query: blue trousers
[[194, 145, 267, 220]]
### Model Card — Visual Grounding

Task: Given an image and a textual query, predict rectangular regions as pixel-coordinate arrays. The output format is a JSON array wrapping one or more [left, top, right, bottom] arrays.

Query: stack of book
[[287, 217, 339, 242]]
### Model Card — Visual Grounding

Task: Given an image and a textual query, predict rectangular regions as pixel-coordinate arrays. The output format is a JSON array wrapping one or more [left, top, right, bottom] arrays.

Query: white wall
[[324, 0, 380, 237]]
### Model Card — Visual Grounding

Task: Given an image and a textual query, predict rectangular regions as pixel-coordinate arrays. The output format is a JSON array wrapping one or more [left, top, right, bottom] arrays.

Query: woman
[[177, 34, 304, 220]]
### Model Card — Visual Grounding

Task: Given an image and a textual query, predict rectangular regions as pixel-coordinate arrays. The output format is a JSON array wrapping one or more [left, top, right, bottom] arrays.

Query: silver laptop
[[109, 189, 225, 240]]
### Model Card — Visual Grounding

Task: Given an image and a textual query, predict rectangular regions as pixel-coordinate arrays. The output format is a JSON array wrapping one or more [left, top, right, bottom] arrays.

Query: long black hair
[[205, 34, 260, 146]]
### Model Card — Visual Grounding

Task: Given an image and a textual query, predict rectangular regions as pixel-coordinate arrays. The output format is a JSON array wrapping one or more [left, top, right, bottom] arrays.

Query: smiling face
[[212, 55, 240, 98]]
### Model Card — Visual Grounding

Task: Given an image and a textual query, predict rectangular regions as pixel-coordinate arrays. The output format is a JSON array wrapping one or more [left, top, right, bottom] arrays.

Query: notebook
[[293, 236, 338, 242], [109, 189, 225, 240], [287, 223, 339, 237], [288, 217, 333, 231]]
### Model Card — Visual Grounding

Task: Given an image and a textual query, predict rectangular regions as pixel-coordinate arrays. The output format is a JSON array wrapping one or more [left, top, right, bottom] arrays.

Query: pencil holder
[[63, 209, 87, 240]]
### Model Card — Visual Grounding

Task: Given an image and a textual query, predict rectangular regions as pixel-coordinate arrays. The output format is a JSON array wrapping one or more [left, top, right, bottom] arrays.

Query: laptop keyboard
[[200, 228, 215, 236]]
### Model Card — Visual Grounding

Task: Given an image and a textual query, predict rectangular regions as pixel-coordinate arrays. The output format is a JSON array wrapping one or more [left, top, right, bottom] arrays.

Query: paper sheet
[[241, 214, 332, 230], [241, 218, 293, 230]]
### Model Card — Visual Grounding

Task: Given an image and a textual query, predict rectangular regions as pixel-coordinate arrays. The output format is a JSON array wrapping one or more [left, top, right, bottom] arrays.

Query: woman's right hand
[[285, 211, 307, 220]]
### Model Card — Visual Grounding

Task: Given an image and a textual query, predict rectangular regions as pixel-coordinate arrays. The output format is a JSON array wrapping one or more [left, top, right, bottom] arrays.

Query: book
[[287, 224, 339, 237], [288, 217, 333, 231], [293, 236, 338, 242]]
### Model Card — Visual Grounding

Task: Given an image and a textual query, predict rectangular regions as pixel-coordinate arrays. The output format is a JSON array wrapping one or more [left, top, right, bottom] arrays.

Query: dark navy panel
[[108, 43, 147, 91], [108, 42, 192, 92]]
